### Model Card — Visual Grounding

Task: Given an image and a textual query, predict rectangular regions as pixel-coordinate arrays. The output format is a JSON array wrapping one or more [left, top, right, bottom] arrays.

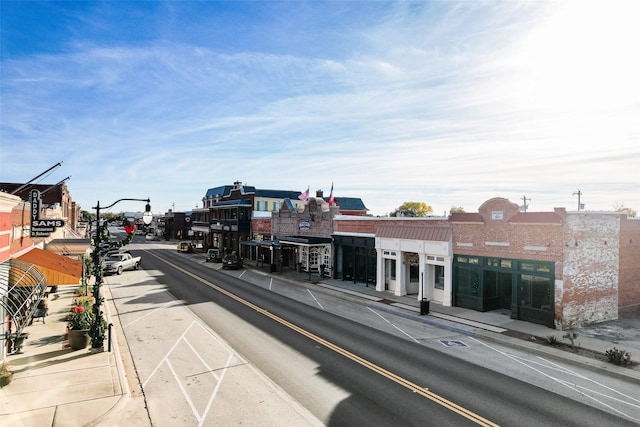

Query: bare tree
[[613, 202, 637, 217]]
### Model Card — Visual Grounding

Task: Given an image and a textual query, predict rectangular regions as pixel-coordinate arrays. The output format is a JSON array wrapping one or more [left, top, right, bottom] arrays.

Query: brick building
[[333, 197, 640, 329]]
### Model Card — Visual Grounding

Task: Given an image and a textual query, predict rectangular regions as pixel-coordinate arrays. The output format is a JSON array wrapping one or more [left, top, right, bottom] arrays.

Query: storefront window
[[484, 271, 498, 297], [456, 268, 480, 296], [309, 249, 319, 266], [409, 265, 419, 283], [486, 258, 512, 269], [520, 274, 552, 309], [435, 265, 445, 290], [457, 256, 479, 264]]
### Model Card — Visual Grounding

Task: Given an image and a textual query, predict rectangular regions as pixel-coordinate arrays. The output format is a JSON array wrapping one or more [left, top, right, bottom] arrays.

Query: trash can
[[420, 298, 430, 315]]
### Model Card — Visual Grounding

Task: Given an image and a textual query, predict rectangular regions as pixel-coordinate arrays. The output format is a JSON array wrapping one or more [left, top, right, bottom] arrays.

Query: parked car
[[177, 241, 194, 253], [222, 253, 243, 269], [104, 253, 141, 275], [206, 249, 222, 262], [105, 249, 132, 256]]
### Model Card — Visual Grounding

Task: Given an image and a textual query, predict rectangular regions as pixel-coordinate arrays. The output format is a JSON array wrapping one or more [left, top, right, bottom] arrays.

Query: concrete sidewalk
[[0, 283, 149, 427]]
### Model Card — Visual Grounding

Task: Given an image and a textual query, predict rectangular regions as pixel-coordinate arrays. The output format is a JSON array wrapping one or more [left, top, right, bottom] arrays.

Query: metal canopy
[[0, 259, 48, 340], [278, 236, 332, 246]]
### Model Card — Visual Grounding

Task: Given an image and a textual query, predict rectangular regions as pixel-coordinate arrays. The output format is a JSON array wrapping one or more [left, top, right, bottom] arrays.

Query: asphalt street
[[131, 243, 640, 426]]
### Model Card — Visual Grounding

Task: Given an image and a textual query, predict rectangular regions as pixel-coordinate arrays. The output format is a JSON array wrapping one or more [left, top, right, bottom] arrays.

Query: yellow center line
[[146, 250, 500, 427]]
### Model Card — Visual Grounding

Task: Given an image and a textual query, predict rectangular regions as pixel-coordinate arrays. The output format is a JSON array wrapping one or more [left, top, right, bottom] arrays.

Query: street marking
[[145, 250, 499, 427], [470, 337, 640, 423], [307, 289, 324, 310], [368, 307, 419, 343], [440, 340, 468, 347], [142, 320, 239, 427], [121, 300, 178, 328]]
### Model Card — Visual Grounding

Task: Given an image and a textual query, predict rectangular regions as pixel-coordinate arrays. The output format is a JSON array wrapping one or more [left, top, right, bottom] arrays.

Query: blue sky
[[1, 1, 638, 216]]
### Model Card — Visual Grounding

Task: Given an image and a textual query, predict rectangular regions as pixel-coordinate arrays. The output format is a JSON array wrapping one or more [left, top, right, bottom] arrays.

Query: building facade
[[334, 198, 640, 329]]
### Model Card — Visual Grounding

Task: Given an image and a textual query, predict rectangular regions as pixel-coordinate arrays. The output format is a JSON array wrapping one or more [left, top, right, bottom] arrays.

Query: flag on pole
[[298, 186, 309, 201], [328, 182, 334, 205]]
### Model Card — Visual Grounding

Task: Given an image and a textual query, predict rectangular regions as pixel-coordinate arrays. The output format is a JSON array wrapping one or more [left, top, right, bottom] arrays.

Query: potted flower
[[0, 362, 13, 388], [68, 305, 92, 350]]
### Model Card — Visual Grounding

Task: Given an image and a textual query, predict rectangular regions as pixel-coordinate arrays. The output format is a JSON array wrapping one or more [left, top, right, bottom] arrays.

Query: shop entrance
[[483, 270, 513, 311], [454, 256, 554, 327]]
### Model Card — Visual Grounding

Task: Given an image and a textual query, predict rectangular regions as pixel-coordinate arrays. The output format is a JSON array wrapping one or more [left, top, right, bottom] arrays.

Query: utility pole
[[521, 195, 531, 212], [573, 189, 583, 211]]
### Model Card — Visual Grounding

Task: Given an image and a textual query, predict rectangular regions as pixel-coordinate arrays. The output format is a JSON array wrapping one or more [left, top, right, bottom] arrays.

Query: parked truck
[[104, 252, 141, 275]]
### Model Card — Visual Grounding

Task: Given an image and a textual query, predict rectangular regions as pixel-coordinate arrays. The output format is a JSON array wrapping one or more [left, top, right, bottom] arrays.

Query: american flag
[[298, 186, 309, 201]]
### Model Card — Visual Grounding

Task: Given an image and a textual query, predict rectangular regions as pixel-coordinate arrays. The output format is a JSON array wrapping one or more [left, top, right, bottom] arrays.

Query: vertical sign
[[30, 190, 65, 237]]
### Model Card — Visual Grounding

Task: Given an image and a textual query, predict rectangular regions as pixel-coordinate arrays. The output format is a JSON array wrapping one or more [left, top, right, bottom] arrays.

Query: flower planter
[[0, 371, 13, 388], [68, 329, 89, 350], [0, 364, 13, 388], [10, 333, 29, 354]]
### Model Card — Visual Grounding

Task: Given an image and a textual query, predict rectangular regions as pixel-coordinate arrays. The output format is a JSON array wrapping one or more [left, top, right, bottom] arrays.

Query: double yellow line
[[148, 250, 499, 426]]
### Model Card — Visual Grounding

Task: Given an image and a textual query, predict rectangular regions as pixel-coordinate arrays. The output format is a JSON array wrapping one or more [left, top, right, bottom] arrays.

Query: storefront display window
[[435, 265, 445, 290]]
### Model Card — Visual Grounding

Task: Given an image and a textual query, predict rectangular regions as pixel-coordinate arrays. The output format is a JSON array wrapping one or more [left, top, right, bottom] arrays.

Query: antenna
[[521, 195, 531, 212]]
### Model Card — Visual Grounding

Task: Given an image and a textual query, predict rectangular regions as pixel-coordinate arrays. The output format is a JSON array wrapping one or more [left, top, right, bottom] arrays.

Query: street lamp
[[90, 198, 151, 349]]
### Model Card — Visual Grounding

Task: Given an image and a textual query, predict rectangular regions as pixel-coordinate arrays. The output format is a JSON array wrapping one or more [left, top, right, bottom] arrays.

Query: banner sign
[[30, 189, 65, 237]]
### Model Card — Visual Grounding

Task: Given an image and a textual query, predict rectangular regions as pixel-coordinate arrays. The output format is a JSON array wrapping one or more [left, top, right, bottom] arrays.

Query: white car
[[145, 234, 156, 241]]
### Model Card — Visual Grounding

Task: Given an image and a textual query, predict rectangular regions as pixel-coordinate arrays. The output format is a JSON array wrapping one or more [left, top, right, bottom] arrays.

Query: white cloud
[[1, 1, 638, 216]]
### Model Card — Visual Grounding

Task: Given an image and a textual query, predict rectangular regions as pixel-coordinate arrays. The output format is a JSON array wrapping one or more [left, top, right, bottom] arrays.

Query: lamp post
[[90, 198, 151, 349]]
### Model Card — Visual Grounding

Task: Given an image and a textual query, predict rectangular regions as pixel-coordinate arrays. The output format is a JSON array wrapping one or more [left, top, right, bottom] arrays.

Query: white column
[[418, 253, 426, 301], [443, 256, 452, 307], [376, 245, 385, 292], [395, 253, 406, 296]]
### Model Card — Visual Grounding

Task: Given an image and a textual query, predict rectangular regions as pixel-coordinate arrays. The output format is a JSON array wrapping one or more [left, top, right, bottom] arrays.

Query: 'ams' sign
[[30, 190, 66, 237]]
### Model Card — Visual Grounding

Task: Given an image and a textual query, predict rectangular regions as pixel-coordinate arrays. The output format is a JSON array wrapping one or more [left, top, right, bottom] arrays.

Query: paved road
[[124, 244, 639, 426]]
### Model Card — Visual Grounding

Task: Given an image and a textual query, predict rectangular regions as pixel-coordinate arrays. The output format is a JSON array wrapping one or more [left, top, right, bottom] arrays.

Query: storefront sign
[[299, 221, 310, 231], [30, 190, 65, 237]]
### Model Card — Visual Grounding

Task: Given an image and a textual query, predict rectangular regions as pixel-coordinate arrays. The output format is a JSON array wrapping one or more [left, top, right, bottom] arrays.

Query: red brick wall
[[619, 216, 640, 315], [0, 211, 10, 262], [451, 222, 563, 261], [8, 203, 38, 256], [451, 198, 563, 262], [271, 199, 337, 238], [252, 218, 271, 235], [334, 199, 638, 327]]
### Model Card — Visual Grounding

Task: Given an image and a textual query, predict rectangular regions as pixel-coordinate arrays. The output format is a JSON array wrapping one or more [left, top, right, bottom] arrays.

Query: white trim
[[484, 241, 510, 247], [524, 245, 548, 251], [334, 215, 447, 221], [332, 231, 376, 238]]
